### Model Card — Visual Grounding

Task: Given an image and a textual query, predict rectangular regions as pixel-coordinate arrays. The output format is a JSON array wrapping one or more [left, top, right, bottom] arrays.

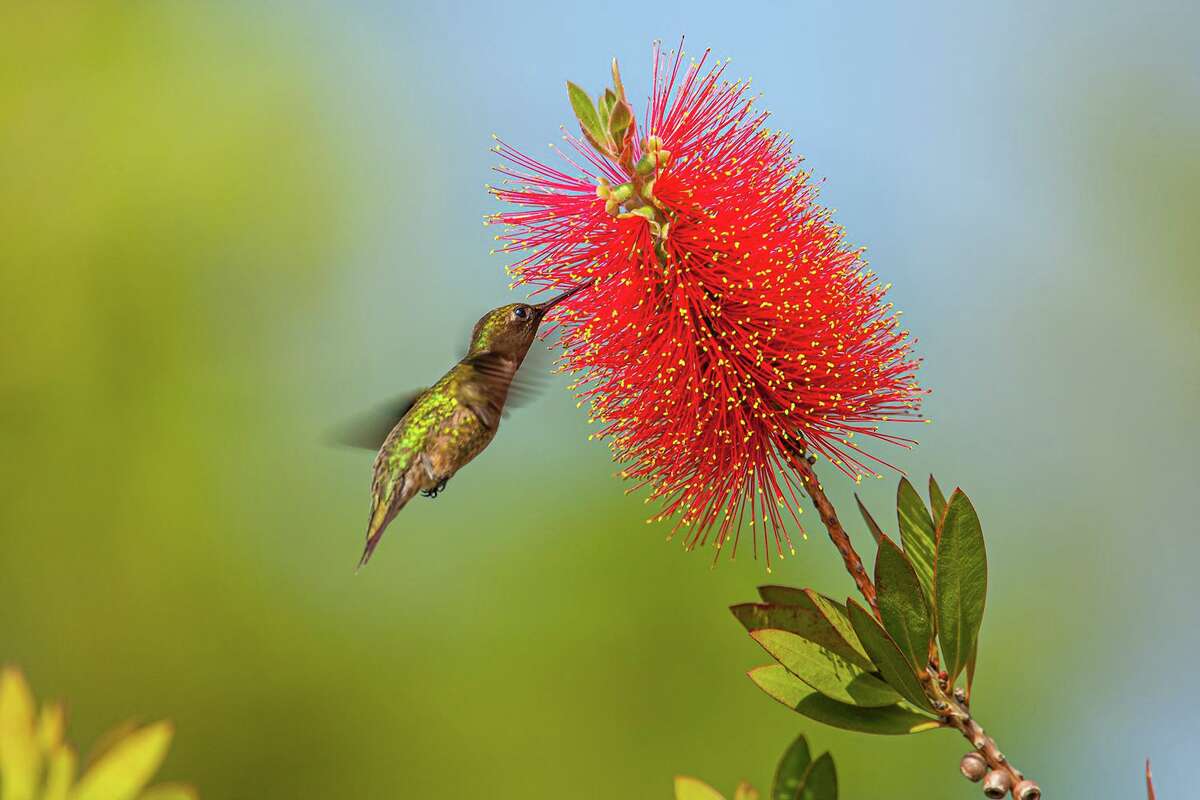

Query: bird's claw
[[422, 479, 449, 499]]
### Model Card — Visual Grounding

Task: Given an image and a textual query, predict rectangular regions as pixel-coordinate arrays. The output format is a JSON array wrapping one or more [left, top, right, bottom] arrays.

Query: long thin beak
[[533, 278, 594, 314]]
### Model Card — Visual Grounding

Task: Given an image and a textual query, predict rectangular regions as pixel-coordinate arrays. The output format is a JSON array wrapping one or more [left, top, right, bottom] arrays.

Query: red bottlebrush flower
[[490, 43, 924, 564]]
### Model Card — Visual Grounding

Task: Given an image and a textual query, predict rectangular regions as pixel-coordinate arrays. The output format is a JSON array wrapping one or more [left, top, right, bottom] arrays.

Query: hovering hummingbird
[[336, 282, 590, 568]]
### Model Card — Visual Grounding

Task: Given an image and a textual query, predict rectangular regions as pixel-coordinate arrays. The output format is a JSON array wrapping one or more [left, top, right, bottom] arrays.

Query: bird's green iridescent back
[[372, 361, 501, 512]]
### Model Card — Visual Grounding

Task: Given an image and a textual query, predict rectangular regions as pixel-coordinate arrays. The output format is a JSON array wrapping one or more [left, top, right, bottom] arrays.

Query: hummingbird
[[337, 282, 591, 568]]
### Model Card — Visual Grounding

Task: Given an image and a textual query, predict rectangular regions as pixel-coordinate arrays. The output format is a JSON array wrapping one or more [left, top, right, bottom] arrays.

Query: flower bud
[[1013, 780, 1041, 800], [634, 153, 656, 175], [982, 769, 1012, 798], [595, 178, 612, 199], [959, 753, 987, 782]]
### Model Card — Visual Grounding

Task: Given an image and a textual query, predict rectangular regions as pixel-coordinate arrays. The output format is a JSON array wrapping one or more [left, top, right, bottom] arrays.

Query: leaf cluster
[[565, 59, 638, 167], [735, 477, 989, 736], [674, 735, 837, 800]]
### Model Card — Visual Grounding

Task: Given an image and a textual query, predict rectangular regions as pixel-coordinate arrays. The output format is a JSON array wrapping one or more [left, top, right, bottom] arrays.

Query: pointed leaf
[[0, 667, 40, 800], [596, 90, 614, 130], [874, 536, 933, 670], [37, 702, 66, 752], [753, 589, 872, 668], [42, 745, 77, 800], [71, 721, 174, 800], [757, 585, 808, 605], [795, 753, 837, 800], [750, 630, 899, 707], [675, 776, 726, 800], [855, 495, 886, 545], [801, 592, 872, 667], [896, 478, 936, 607], [770, 735, 811, 800], [565, 81, 607, 153], [731, 602, 872, 671], [608, 99, 633, 143], [600, 87, 617, 117], [928, 476, 948, 524], [83, 719, 138, 768], [846, 600, 934, 712], [748, 666, 940, 736], [734, 781, 760, 800], [935, 490, 988, 684]]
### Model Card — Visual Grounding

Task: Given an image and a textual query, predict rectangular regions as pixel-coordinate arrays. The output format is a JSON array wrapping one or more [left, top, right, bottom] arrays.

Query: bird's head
[[467, 281, 591, 360]]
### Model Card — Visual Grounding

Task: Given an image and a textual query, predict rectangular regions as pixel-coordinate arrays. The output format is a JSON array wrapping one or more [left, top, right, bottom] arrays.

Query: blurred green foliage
[[675, 736, 837, 800], [0, 667, 194, 800]]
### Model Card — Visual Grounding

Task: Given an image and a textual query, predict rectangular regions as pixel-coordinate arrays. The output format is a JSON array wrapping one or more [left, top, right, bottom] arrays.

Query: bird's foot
[[422, 479, 449, 499]]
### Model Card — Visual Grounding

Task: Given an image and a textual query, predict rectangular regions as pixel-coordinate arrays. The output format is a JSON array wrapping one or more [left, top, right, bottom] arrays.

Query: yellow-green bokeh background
[[2, 3, 1196, 797]]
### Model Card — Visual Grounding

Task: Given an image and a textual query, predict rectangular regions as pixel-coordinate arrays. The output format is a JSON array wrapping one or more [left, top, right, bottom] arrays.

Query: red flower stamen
[[490, 42, 925, 566]]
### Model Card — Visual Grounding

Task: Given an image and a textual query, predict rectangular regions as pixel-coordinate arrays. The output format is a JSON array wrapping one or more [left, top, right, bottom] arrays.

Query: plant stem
[[928, 680, 1031, 796], [793, 449, 1037, 797], [790, 455, 880, 618]]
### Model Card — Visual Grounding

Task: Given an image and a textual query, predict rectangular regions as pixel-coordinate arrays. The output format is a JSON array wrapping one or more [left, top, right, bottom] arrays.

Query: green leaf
[[748, 665, 941, 736], [42, 746, 76, 800], [796, 753, 837, 800], [596, 88, 616, 130], [731, 602, 873, 672], [757, 585, 808, 605], [928, 475, 948, 524], [0, 667, 40, 800], [874, 536, 933, 671], [934, 489, 988, 684], [855, 494, 886, 545], [896, 478, 936, 608], [734, 781, 760, 800], [801, 592, 872, 668], [770, 735, 811, 800], [752, 589, 872, 668], [565, 81, 607, 153], [608, 99, 633, 143], [750, 629, 900, 707], [675, 776, 726, 800], [71, 721, 174, 800], [846, 600, 934, 712], [600, 87, 617, 115]]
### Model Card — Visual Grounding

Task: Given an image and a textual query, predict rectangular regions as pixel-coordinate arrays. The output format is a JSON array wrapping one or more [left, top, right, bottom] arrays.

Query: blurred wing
[[464, 352, 550, 417], [325, 389, 426, 450], [507, 345, 552, 408]]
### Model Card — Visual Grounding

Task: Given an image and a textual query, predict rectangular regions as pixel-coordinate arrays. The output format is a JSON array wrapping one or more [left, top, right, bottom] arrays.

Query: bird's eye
[[513, 306, 530, 320]]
